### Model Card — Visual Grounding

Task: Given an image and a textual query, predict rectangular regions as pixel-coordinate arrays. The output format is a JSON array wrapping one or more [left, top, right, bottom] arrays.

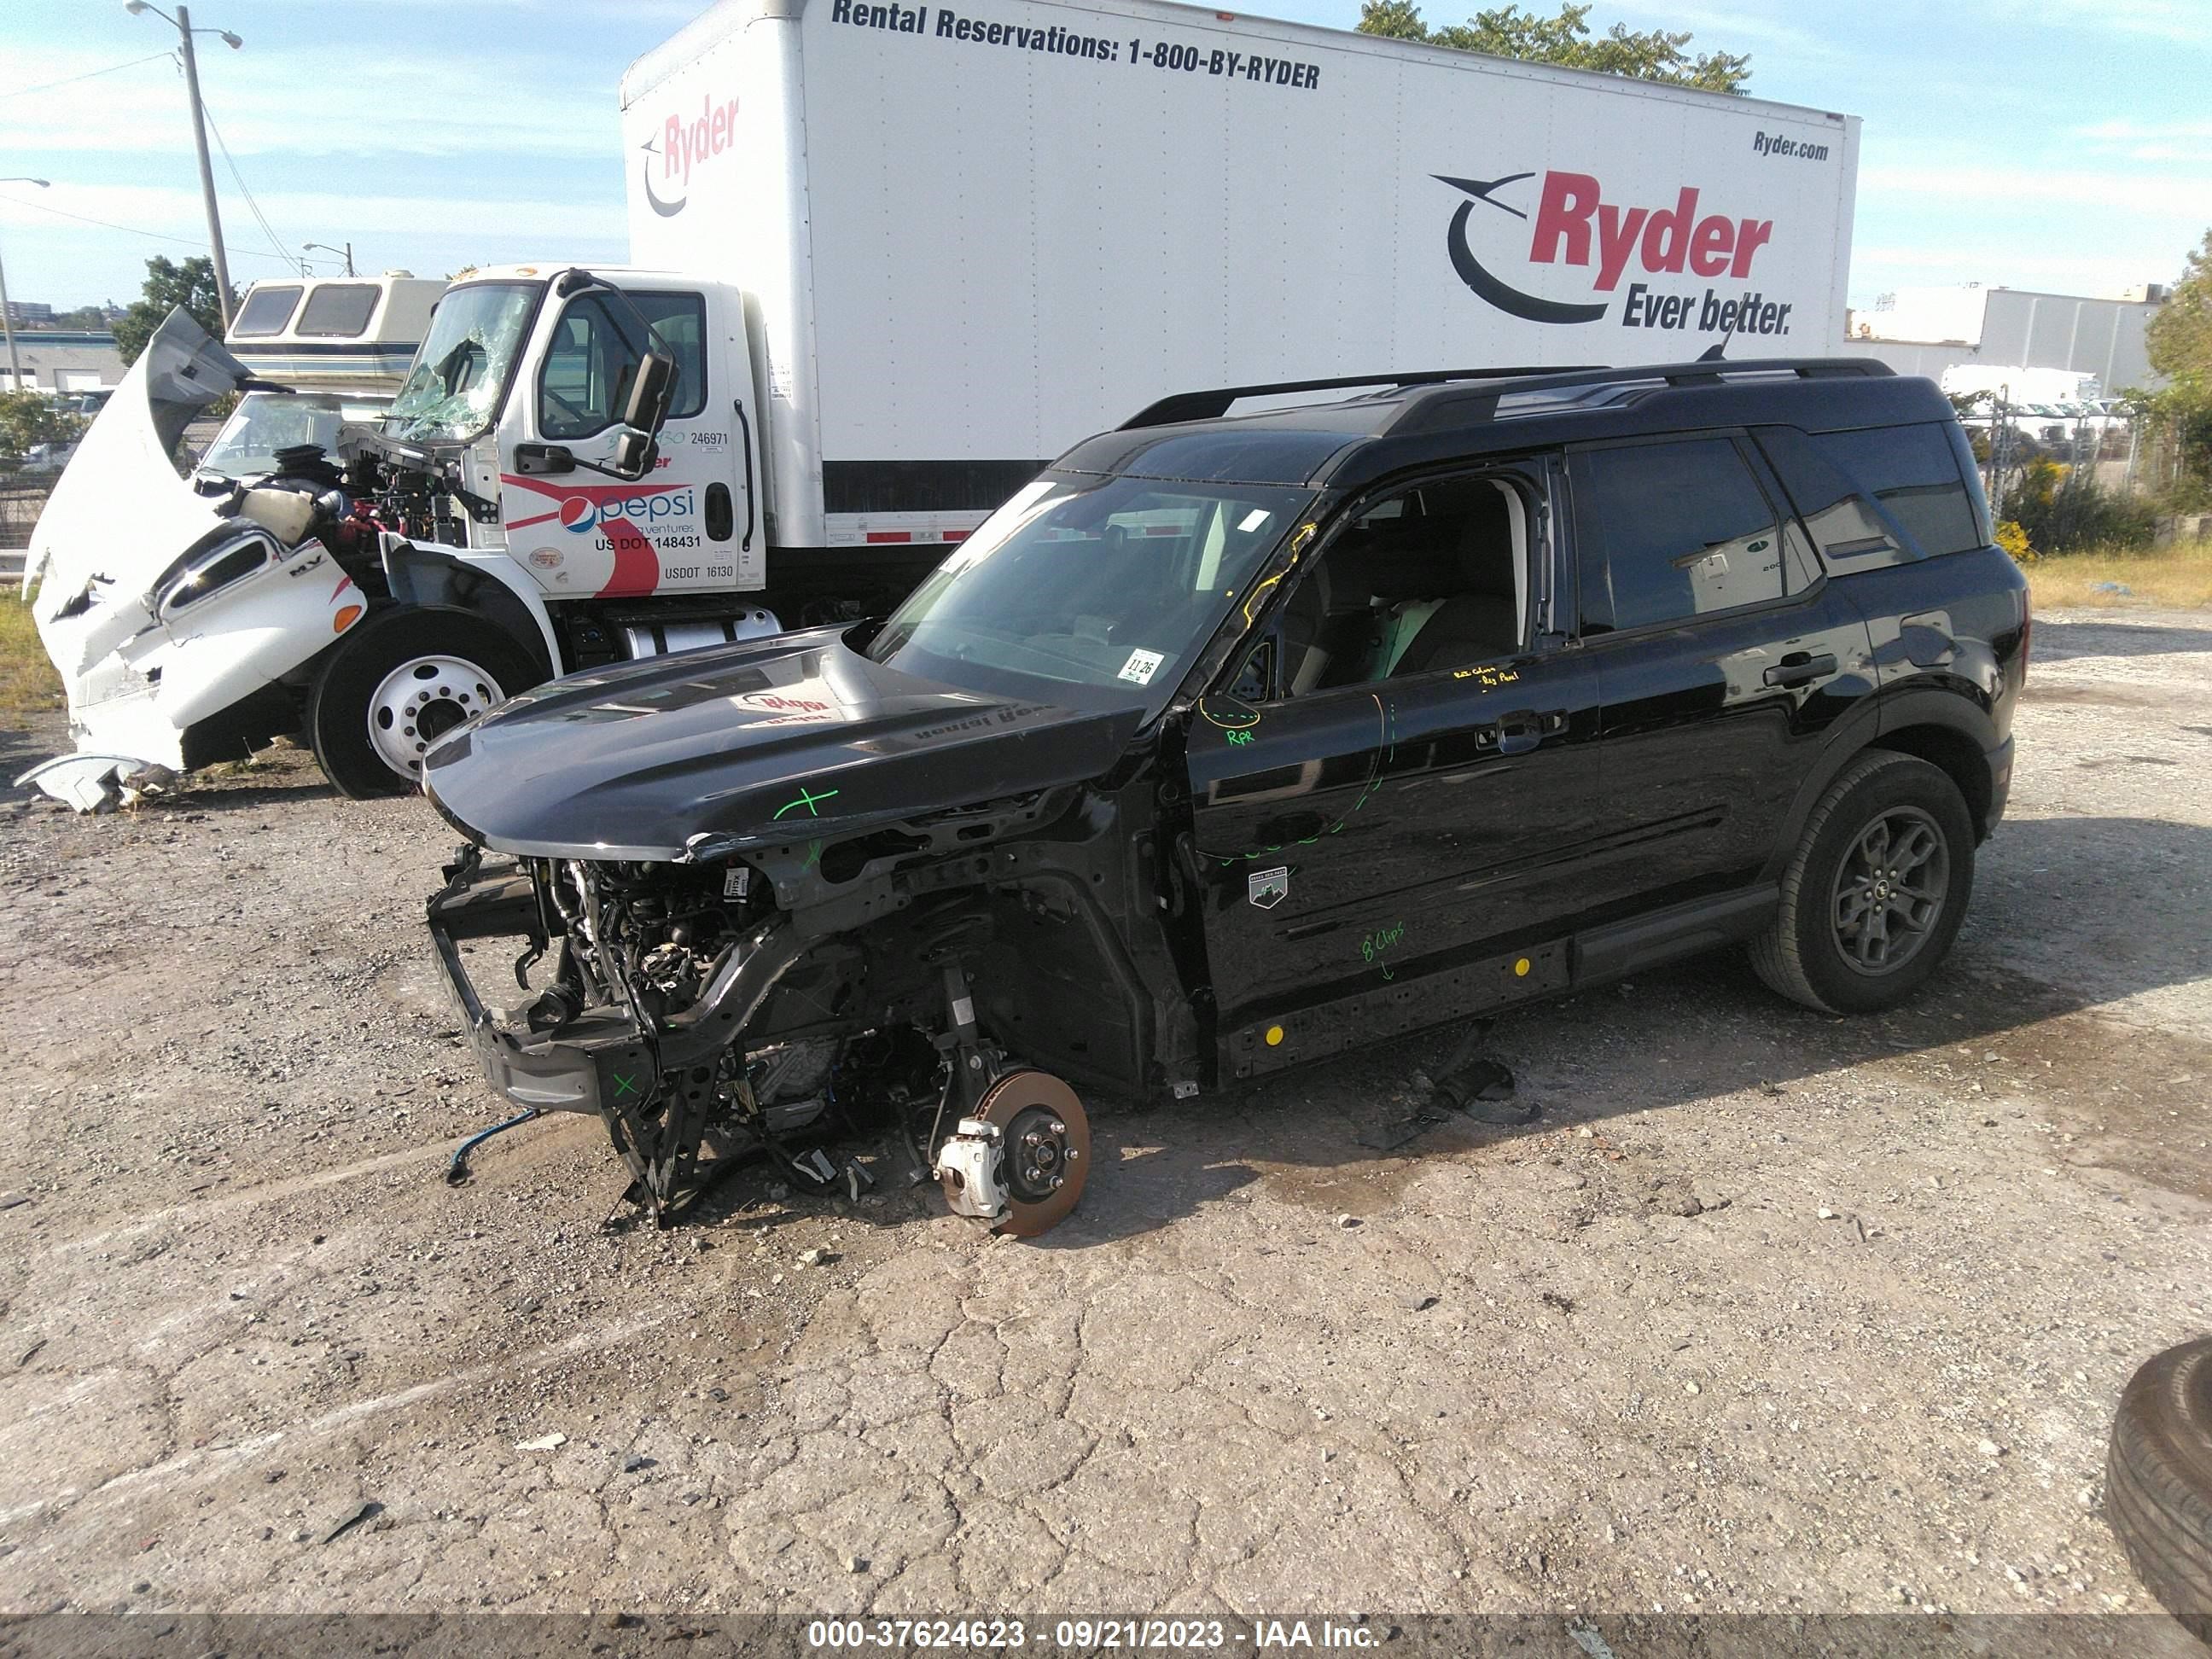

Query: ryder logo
[[639, 91, 740, 218], [1435, 169, 1790, 337]]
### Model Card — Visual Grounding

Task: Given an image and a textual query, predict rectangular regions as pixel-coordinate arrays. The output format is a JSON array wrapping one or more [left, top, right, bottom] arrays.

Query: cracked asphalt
[[0, 608, 2207, 1645]]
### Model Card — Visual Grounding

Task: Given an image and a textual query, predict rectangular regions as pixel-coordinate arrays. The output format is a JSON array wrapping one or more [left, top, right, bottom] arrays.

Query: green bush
[[2000, 457, 2157, 554]]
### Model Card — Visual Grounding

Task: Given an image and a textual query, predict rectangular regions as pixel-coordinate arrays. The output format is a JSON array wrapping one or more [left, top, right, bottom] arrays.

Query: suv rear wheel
[[1750, 750, 1975, 1014], [306, 608, 543, 799]]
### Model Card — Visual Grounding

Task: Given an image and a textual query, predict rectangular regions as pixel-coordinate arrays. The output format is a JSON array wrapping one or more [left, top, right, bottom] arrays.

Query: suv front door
[[1179, 468, 1604, 1080]]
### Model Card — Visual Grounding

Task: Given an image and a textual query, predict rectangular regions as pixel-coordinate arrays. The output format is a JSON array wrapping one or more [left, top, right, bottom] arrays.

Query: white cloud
[[1858, 160, 2212, 218], [1992, 0, 2212, 44], [0, 43, 621, 161], [0, 180, 623, 244]]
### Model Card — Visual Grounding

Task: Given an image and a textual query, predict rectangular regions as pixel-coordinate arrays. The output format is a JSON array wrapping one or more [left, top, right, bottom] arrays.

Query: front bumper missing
[[426, 852, 808, 1220]]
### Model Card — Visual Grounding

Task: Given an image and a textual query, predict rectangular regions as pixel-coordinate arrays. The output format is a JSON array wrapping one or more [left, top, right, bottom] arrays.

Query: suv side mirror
[[623, 351, 678, 437]]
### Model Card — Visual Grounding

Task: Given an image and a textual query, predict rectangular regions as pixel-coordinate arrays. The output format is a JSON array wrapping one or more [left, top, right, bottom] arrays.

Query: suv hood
[[421, 628, 1147, 860]]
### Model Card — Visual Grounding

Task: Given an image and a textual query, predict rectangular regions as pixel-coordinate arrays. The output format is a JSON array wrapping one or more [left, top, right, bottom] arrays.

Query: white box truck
[[22, 0, 1860, 806]]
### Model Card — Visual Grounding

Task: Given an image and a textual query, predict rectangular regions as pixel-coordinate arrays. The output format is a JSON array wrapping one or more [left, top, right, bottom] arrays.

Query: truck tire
[[1749, 750, 1975, 1015], [2106, 1339, 2212, 1640], [306, 607, 544, 799]]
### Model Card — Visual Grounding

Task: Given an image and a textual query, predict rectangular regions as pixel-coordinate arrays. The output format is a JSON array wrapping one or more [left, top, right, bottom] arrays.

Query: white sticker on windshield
[[1237, 509, 1272, 533], [1117, 648, 1167, 686]]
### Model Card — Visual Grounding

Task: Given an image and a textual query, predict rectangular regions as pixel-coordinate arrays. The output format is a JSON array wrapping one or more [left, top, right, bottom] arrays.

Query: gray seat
[[1394, 486, 1522, 673]]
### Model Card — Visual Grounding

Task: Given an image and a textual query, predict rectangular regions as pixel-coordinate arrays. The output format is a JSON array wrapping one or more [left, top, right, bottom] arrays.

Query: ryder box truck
[[24, 0, 1860, 806]]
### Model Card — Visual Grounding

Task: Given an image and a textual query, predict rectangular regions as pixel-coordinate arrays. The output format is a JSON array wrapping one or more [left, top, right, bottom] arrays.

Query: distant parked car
[[18, 440, 79, 475]]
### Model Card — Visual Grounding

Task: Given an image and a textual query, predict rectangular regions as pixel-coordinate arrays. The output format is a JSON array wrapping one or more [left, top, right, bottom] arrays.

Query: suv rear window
[[1813, 424, 1982, 559], [1755, 422, 1986, 568], [1570, 437, 1785, 633]]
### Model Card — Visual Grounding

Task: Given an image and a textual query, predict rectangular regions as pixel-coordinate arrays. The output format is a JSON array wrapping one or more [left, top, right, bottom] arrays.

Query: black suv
[[422, 358, 2027, 1234]]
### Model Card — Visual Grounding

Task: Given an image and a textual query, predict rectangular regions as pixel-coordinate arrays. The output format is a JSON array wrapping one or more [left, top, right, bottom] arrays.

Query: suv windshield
[[387, 282, 538, 443], [199, 391, 390, 479], [865, 473, 1314, 713]]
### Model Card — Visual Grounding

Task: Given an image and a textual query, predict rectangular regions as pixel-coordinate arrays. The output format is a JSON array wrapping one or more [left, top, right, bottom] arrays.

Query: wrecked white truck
[[16, 312, 382, 811], [16, 296, 676, 811]]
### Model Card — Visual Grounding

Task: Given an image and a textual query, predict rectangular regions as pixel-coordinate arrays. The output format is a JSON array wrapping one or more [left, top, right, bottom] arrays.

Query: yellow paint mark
[[1265, 1025, 1285, 1047], [1514, 958, 1531, 977]]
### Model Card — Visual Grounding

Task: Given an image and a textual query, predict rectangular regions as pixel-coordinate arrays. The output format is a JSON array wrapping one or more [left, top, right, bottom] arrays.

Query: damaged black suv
[[422, 358, 2028, 1233]]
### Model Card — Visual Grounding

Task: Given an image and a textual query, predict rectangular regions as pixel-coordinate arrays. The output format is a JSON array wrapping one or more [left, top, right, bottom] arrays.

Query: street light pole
[[127, 1, 242, 329], [303, 242, 355, 276], [0, 178, 54, 393], [173, 5, 233, 328]]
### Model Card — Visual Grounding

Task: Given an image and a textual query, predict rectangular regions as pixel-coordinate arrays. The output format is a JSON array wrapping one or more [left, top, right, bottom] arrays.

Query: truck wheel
[[2106, 1339, 2212, 1640], [306, 608, 544, 798], [1749, 750, 1975, 1015]]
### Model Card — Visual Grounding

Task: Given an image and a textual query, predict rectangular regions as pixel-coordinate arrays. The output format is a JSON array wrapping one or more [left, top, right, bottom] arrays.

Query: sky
[[0, 0, 2205, 317]]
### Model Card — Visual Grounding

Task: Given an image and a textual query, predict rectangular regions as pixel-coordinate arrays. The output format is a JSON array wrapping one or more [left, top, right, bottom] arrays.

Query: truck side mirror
[[610, 429, 659, 480], [623, 351, 678, 436]]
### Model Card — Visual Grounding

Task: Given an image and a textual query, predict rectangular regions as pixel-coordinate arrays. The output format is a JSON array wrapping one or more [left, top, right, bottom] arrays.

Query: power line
[[198, 98, 298, 277], [0, 189, 296, 264], [0, 50, 176, 102]]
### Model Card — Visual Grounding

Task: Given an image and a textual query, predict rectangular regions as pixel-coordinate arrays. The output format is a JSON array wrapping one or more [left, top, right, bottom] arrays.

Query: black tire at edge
[[305, 607, 544, 799], [1749, 749, 1976, 1015], [2106, 1338, 2212, 1642]]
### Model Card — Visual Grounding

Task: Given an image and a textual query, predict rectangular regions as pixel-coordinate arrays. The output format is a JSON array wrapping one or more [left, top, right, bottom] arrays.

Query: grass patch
[[2025, 538, 2212, 611], [0, 587, 64, 723]]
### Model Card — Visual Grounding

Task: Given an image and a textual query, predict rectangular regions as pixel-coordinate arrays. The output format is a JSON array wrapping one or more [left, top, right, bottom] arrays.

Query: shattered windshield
[[386, 282, 538, 443], [864, 473, 1314, 714], [200, 392, 389, 479]]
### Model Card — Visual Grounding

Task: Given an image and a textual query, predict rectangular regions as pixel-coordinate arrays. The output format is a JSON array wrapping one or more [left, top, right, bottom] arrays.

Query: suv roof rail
[[1122, 357, 1899, 435], [1382, 357, 1898, 435], [1119, 367, 1597, 430]]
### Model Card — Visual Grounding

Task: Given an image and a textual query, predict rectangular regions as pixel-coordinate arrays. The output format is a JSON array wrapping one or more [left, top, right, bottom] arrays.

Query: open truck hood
[[17, 309, 363, 810], [23, 308, 247, 627], [421, 628, 1146, 861]]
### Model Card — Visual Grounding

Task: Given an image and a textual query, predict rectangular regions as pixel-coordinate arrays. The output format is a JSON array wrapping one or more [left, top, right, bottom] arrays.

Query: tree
[[1357, 0, 1752, 92], [0, 391, 86, 463], [111, 256, 232, 367], [2144, 229, 2212, 494], [48, 305, 112, 332]]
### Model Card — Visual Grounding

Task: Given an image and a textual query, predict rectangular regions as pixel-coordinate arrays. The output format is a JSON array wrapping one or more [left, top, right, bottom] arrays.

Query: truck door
[[502, 284, 758, 600]]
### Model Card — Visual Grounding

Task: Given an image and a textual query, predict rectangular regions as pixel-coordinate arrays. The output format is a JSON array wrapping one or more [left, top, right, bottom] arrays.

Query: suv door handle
[[1762, 651, 1837, 688], [1496, 709, 1558, 755]]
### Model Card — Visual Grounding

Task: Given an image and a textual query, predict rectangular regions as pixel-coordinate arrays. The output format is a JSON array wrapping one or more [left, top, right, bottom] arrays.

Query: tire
[[1749, 750, 1975, 1015], [306, 606, 544, 798], [2106, 1339, 2212, 1641]]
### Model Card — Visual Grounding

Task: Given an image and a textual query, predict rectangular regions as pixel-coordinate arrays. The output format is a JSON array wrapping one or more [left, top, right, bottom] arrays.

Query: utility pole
[[174, 6, 233, 328], [0, 178, 51, 393], [127, 2, 242, 328]]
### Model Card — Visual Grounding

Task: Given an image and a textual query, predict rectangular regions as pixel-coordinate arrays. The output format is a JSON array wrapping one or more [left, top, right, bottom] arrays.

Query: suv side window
[[1570, 438, 1784, 634], [538, 291, 707, 440]]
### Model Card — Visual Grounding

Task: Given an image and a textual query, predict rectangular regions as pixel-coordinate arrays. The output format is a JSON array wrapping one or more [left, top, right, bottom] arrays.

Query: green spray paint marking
[[1225, 729, 1254, 747], [772, 785, 841, 821], [1361, 920, 1407, 979], [1204, 694, 1396, 866]]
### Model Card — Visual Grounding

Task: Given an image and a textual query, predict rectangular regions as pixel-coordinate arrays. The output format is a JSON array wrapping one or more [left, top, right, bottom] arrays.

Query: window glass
[[230, 284, 301, 337], [1572, 439, 1784, 633], [1750, 425, 1901, 570], [1272, 476, 1528, 692], [295, 283, 381, 337], [865, 474, 1313, 717], [1812, 423, 1982, 558], [537, 291, 706, 439]]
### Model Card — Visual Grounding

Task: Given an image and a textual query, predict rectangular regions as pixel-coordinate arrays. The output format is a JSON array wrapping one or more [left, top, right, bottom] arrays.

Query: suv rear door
[[1566, 432, 1877, 913]]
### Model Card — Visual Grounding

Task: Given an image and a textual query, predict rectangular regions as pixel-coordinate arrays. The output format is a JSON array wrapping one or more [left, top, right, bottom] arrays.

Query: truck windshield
[[386, 282, 538, 443], [864, 474, 1315, 713]]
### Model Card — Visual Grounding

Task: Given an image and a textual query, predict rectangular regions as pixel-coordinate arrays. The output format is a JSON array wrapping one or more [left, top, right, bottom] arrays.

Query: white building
[[1846, 283, 2166, 395]]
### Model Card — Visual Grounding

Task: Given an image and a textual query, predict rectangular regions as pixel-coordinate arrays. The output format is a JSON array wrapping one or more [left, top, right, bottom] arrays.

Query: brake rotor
[[976, 1069, 1091, 1237]]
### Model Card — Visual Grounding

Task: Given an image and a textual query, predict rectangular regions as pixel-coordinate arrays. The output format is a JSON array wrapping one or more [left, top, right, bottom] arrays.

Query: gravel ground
[[0, 608, 2207, 1643]]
